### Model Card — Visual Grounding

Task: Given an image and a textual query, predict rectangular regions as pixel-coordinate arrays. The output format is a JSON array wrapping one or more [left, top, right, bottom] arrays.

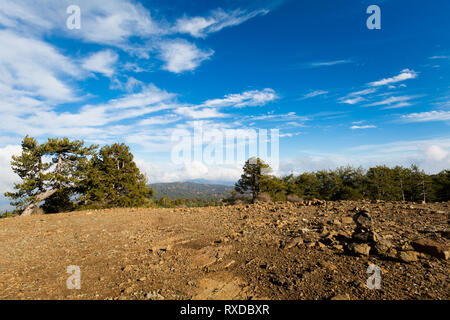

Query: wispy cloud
[[401, 110, 450, 123], [381, 102, 412, 110], [428, 55, 450, 60], [82, 50, 119, 77], [308, 59, 353, 68], [302, 90, 328, 99], [340, 97, 365, 105], [0, 0, 267, 74], [346, 88, 377, 97], [368, 69, 418, 87], [174, 107, 228, 119], [174, 8, 269, 38], [202, 88, 278, 108], [364, 95, 420, 107], [158, 39, 214, 73], [350, 125, 376, 130]]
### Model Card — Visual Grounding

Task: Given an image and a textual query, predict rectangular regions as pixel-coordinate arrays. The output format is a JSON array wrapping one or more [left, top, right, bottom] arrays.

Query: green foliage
[[4, 136, 97, 214], [153, 196, 222, 208], [432, 170, 450, 202], [5, 137, 155, 214], [235, 157, 272, 203], [79, 143, 154, 209], [150, 182, 232, 200], [235, 159, 449, 203], [41, 189, 74, 214]]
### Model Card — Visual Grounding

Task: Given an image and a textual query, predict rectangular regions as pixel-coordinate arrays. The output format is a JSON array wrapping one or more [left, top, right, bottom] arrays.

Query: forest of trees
[[2, 137, 449, 218], [233, 157, 450, 204]]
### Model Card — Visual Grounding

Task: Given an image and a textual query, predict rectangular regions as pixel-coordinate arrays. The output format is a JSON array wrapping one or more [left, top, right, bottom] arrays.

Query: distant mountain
[[149, 182, 234, 200], [185, 179, 235, 186]]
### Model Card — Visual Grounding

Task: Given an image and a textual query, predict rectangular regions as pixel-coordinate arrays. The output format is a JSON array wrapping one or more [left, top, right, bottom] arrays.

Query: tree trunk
[[21, 189, 58, 216]]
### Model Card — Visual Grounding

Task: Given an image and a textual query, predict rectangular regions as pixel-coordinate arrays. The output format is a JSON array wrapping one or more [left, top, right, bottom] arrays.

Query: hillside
[[150, 182, 233, 200], [0, 200, 448, 300]]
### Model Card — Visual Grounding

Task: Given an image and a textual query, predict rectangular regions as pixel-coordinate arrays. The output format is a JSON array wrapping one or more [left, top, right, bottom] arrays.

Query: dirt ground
[[0, 200, 448, 300]]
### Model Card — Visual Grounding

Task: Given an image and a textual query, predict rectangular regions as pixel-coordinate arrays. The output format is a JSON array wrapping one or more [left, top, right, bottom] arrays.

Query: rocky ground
[[0, 200, 448, 300]]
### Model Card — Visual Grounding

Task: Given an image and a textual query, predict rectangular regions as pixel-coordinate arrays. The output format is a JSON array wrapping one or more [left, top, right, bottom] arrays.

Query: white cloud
[[365, 95, 419, 107], [174, 8, 269, 38], [249, 112, 308, 122], [174, 16, 216, 38], [0, 30, 80, 106], [428, 55, 450, 60], [422, 145, 448, 161], [341, 97, 365, 105], [346, 88, 377, 97], [307, 59, 353, 68], [0, 1, 268, 74], [350, 125, 376, 130], [202, 88, 278, 108], [0, 0, 161, 45], [82, 50, 119, 77], [0, 84, 176, 140], [175, 107, 227, 119], [135, 159, 242, 183], [138, 115, 181, 126], [302, 90, 328, 99], [382, 102, 412, 110], [369, 69, 418, 87], [401, 110, 450, 123], [159, 39, 214, 73], [0, 145, 21, 197], [281, 138, 450, 175]]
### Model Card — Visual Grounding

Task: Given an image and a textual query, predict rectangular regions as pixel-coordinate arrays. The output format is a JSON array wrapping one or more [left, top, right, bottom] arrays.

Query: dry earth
[[0, 200, 448, 300]]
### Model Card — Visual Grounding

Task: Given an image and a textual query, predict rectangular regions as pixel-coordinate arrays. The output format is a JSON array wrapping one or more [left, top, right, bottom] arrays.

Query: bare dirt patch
[[0, 201, 448, 300]]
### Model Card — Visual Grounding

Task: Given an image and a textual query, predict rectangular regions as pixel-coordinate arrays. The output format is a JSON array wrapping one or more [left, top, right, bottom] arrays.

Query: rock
[[283, 237, 303, 249], [342, 216, 353, 224], [348, 243, 371, 256], [145, 291, 164, 300], [318, 261, 336, 271], [373, 238, 392, 255], [398, 251, 419, 263], [317, 241, 326, 249], [331, 293, 350, 300], [353, 210, 373, 229], [306, 242, 316, 248], [124, 287, 134, 295], [411, 238, 449, 260], [384, 248, 398, 260], [224, 260, 236, 268], [332, 219, 341, 226], [352, 229, 379, 243]]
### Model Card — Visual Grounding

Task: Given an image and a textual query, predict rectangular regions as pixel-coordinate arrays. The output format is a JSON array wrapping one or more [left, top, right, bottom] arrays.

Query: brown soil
[[0, 201, 448, 300]]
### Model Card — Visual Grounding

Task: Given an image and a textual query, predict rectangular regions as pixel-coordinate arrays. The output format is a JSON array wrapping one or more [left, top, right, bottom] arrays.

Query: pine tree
[[80, 143, 154, 208], [4, 136, 97, 215], [235, 157, 271, 203]]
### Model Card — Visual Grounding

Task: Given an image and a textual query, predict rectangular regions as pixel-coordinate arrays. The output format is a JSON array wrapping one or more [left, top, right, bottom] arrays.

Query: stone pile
[[347, 208, 378, 256]]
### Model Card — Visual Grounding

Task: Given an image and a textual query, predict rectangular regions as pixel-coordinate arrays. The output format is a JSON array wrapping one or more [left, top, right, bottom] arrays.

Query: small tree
[[79, 143, 154, 208], [235, 157, 271, 203], [5, 136, 97, 216]]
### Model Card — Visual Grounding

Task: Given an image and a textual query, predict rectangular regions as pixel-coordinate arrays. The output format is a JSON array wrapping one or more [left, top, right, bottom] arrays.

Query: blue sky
[[0, 0, 449, 208]]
